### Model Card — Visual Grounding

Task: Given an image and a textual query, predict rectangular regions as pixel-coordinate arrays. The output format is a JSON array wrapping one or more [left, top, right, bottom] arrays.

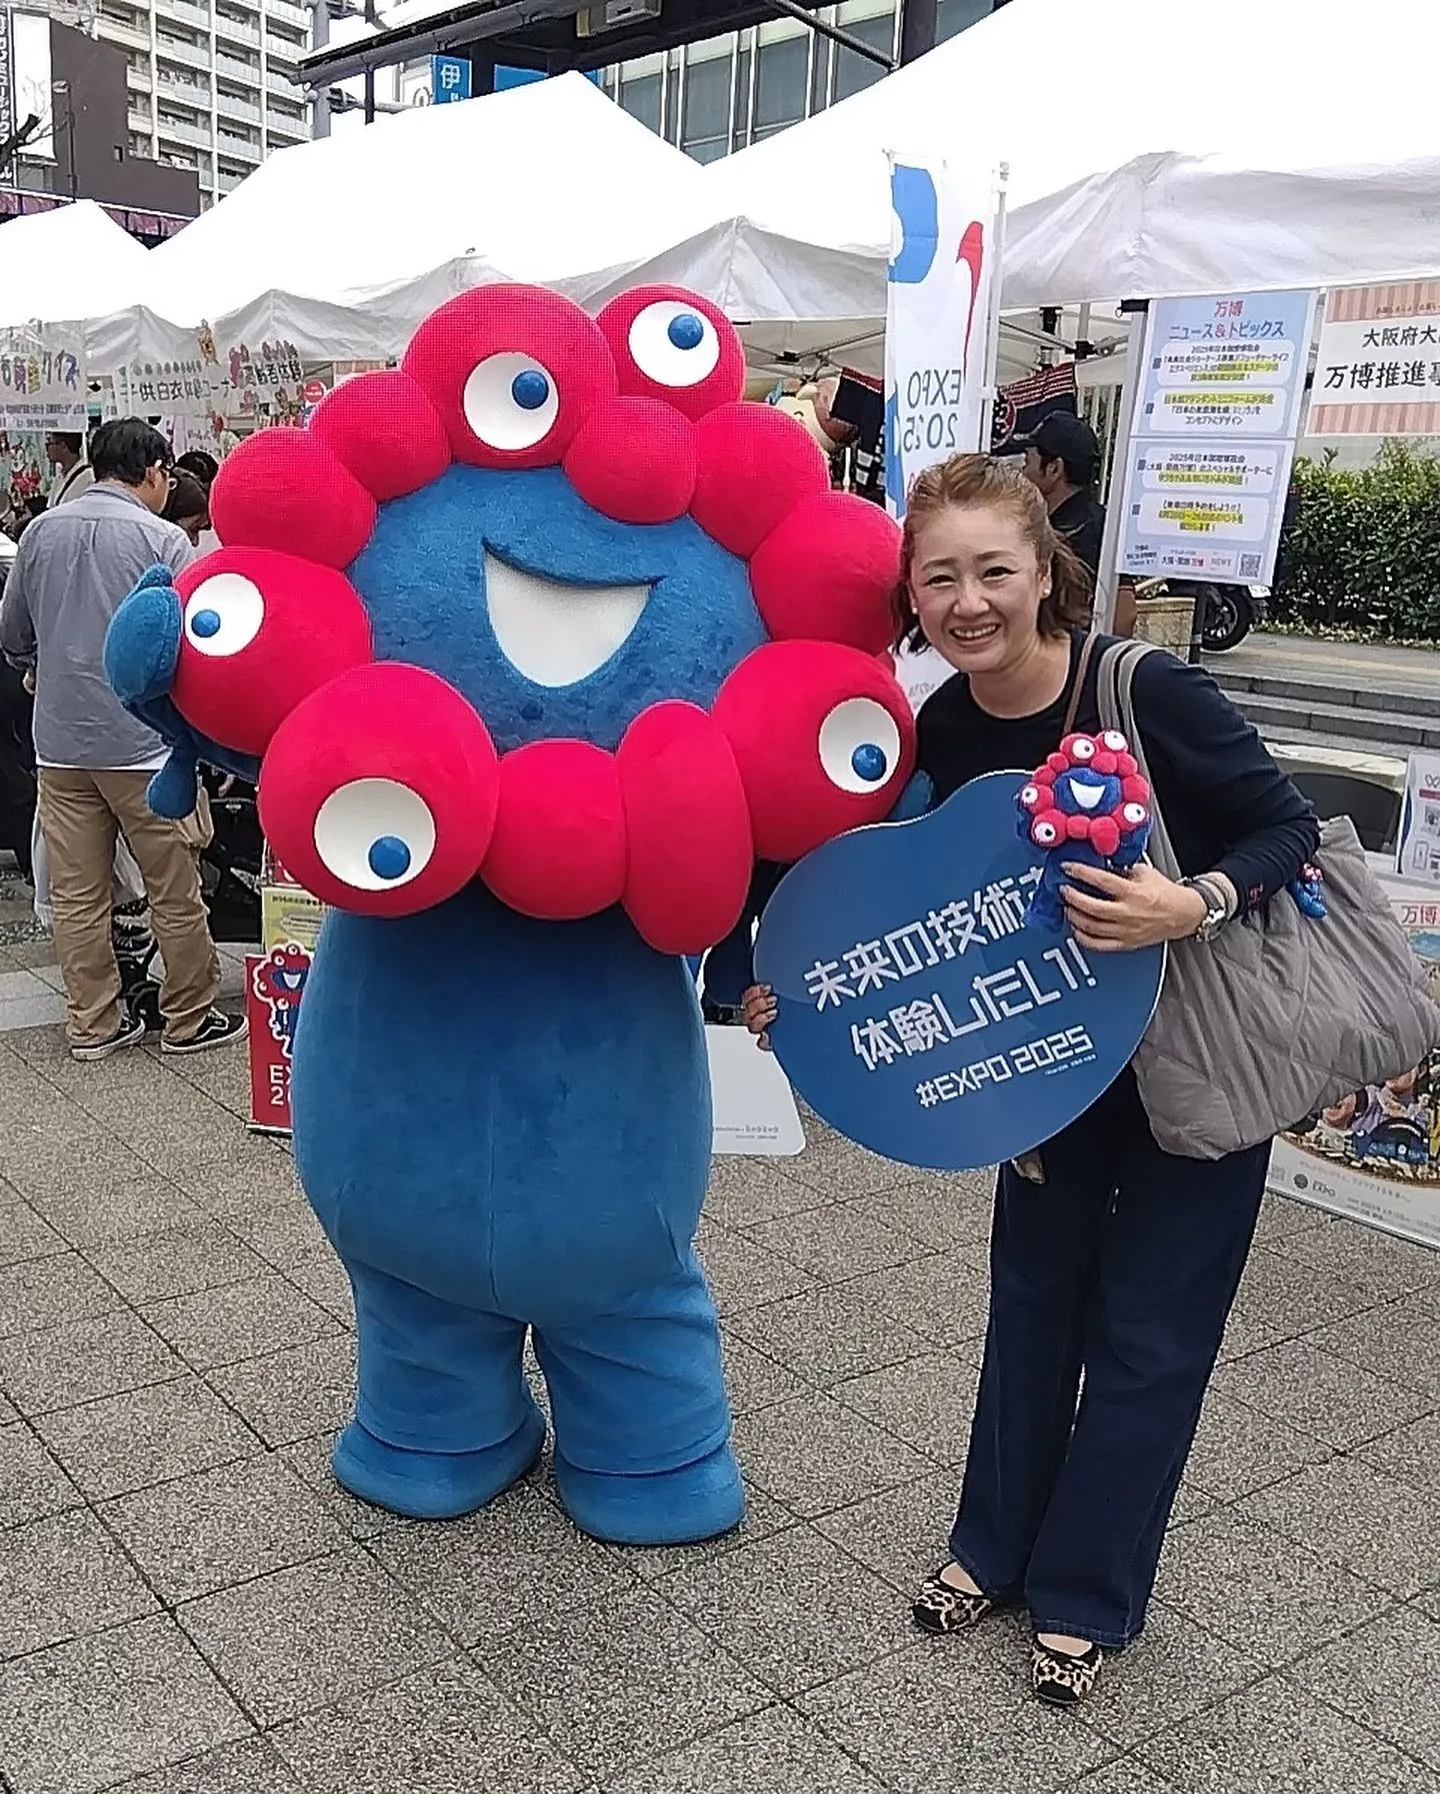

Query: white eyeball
[[818, 698, 902, 794], [1070, 737, 1096, 762], [183, 573, 264, 658], [462, 353, 559, 452], [313, 778, 435, 892], [627, 300, 721, 389], [1100, 729, 1128, 753], [1020, 783, 1042, 809], [1033, 819, 1061, 846], [1122, 802, 1149, 826]]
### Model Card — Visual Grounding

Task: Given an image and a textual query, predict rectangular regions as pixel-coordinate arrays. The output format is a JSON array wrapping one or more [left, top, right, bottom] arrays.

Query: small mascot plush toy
[[1289, 861, 1327, 919], [1018, 729, 1153, 932]]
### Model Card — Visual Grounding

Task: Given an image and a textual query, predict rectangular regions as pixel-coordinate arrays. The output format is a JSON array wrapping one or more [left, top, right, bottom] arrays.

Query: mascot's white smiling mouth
[[1069, 781, 1105, 812], [484, 550, 650, 688]]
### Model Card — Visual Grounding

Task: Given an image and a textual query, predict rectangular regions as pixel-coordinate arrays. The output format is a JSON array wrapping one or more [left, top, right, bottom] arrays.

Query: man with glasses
[[0, 418, 246, 1060]]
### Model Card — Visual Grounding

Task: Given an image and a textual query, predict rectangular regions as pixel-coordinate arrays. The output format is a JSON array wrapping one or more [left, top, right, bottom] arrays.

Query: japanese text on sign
[[803, 868, 1042, 1008], [0, 329, 86, 429], [1118, 288, 1316, 584], [846, 938, 1097, 1092], [750, 770, 1165, 1172], [1307, 283, 1440, 437]]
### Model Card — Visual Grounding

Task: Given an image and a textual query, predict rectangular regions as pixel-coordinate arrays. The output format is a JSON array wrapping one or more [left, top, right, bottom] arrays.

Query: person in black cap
[[1014, 413, 1105, 571], [1014, 412, 1135, 635]]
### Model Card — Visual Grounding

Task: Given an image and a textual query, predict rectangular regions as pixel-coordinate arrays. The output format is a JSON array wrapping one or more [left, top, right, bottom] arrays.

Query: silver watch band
[[1184, 875, 1230, 940]]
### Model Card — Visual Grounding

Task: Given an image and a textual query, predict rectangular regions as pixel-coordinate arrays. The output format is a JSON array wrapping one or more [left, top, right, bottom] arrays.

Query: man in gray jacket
[[0, 418, 246, 1061]]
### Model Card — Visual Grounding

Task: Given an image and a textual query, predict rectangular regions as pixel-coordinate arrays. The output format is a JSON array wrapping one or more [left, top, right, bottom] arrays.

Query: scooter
[[1196, 582, 1268, 653]]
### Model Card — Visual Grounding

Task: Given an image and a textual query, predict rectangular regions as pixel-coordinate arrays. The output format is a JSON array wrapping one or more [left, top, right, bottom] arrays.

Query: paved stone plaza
[[3, 900, 1440, 1791]]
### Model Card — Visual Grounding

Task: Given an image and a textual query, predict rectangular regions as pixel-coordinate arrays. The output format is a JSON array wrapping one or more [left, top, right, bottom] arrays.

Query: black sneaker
[[70, 1013, 147, 1063], [161, 1010, 249, 1056]]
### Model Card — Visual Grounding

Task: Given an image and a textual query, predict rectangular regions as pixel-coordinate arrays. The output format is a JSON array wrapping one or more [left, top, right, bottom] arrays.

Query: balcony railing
[[155, 34, 212, 72]]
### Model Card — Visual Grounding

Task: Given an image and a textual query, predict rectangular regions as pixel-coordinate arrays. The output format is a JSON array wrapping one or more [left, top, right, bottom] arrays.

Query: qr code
[[1238, 553, 1262, 578]]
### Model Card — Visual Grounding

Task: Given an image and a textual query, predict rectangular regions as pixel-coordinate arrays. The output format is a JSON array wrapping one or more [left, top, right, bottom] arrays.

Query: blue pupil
[[851, 743, 887, 782], [190, 608, 222, 639], [511, 369, 550, 411], [667, 312, 705, 351], [368, 835, 412, 881]]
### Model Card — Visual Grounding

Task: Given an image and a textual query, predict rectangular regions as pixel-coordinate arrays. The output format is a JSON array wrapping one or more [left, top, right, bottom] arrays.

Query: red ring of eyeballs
[[175, 283, 913, 950], [1019, 732, 1152, 862]]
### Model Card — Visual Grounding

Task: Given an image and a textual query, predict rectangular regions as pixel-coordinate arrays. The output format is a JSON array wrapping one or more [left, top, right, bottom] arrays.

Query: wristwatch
[[1181, 875, 1230, 943]]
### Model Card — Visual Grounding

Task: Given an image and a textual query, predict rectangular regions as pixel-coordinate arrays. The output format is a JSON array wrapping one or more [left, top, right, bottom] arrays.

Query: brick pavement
[[2, 919, 1440, 1793]]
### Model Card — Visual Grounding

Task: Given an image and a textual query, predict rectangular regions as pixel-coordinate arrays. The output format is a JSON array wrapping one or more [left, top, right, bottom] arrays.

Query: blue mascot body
[[104, 283, 917, 1545]]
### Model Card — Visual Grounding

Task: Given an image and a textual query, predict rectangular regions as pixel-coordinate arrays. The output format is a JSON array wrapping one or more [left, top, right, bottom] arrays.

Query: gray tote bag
[[1096, 640, 1440, 1162]]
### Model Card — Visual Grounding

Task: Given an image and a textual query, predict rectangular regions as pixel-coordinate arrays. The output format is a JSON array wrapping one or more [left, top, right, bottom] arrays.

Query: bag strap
[[1096, 639, 1183, 881], [1060, 631, 1100, 740]]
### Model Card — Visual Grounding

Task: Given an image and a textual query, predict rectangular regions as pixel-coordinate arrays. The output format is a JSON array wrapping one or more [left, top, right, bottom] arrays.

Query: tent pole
[[1092, 301, 1148, 631], [978, 161, 1009, 453]]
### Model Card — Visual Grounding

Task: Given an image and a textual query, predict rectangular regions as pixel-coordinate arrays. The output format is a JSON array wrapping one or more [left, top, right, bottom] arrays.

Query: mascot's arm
[[887, 769, 935, 822], [104, 565, 262, 819]]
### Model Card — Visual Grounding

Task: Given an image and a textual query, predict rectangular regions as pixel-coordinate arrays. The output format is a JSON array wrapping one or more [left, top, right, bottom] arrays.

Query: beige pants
[[36, 768, 221, 1049]]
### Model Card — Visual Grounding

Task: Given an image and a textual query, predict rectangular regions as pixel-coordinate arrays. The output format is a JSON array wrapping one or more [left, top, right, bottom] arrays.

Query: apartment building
[[79, 0, 312, 202]]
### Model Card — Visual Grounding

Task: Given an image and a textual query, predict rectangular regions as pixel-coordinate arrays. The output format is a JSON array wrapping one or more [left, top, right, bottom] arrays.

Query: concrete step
[[1225, 691, 1437, 753], [1212, 668, 1440, 724]]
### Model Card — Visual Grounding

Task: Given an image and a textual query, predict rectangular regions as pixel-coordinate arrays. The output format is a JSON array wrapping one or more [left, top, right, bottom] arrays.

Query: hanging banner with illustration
[[1269, 876, 1440, 1247], [884, 156, 999, 518], [113, 355, 227, 421], [113, 331, 310, 430], [223, 338, 308, 422], [0, 325, 86, 429], [1308, 280, 1440, 436], [1115, 288, 1317, 586]]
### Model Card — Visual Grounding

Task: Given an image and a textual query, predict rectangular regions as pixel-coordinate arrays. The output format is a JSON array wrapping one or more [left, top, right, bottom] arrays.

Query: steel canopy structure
[[299, 0, 921, 95]]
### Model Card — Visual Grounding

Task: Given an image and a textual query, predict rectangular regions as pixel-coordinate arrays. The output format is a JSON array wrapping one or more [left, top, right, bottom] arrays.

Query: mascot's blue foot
[[332, 1407, 547, 1520], [555, 1439, 746, 1546]]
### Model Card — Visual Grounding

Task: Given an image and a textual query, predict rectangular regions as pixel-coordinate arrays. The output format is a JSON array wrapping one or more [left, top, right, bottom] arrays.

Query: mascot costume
[[105, 284, 917, 1546]]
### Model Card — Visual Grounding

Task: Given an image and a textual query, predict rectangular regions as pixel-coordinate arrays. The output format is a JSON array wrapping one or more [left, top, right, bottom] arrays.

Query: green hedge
[[1272, 440, 1440, 641]]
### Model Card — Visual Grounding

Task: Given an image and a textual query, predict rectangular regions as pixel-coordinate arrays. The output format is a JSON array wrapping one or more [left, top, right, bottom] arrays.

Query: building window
[[937, 0, 993, 38], [834, 1, 896, 101], [680, 41, 730, 164], [618, 68, 661, 135], [752, 24, 807, 139]]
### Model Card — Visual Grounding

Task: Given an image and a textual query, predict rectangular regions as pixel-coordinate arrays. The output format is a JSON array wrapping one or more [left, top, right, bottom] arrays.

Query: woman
[[744, 454, 1317, 1706], [163, 472, 211, 548], [176, 450, 220, 489]]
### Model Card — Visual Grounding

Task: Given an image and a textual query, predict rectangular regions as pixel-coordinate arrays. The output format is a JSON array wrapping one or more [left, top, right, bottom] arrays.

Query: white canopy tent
[[0, 201, 161, 335], [90, 72, 709, 371], [595, 0, 1440, 369]]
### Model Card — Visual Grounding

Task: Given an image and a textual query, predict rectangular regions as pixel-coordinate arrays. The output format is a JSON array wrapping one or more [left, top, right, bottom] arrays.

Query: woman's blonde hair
[[890, 453, 1095, 650]]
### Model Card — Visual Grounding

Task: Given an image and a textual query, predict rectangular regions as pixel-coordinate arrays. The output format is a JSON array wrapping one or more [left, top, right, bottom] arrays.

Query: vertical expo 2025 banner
[[883, 155, 999, 518], [1269, 877, 1440, 1248]]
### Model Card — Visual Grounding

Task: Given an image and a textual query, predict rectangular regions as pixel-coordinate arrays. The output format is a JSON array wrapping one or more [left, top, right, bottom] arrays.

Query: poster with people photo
[[1269, 879, 1440, 1246]]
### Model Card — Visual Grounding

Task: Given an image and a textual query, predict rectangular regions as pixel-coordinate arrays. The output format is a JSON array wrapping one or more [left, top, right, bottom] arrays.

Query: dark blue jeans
[[949, 1068, 1267, 1649]]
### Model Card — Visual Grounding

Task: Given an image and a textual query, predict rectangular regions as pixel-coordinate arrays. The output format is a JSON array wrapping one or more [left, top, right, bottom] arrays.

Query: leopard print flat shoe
[[1030, 1638, 1102, 1706], [911, 1566, 995, 1635]]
